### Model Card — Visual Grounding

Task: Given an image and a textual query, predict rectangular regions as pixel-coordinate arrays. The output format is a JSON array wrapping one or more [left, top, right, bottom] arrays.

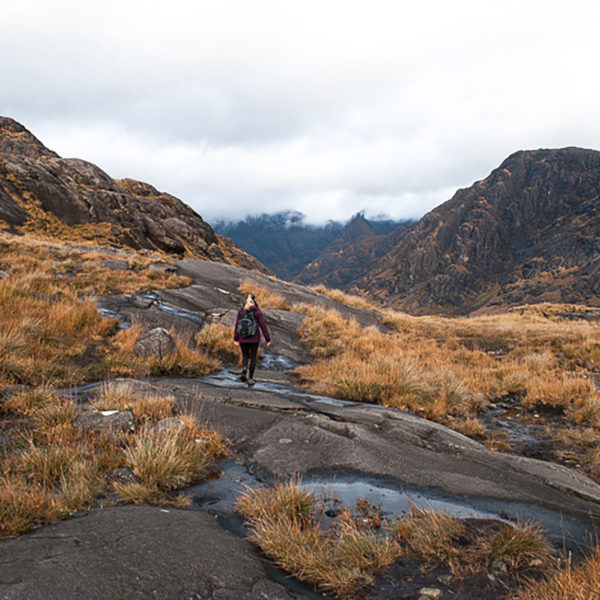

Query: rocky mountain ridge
[[357, 147, 600, 314], [0, 117, 265, 272]]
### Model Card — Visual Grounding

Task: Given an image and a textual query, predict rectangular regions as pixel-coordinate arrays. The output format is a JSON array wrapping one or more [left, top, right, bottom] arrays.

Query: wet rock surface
[[0, 506, 306, 600], [73, 409, 135, 433]]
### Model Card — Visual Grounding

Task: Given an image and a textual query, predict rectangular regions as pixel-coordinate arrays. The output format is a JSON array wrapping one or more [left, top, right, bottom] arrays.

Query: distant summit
[[0, 117, 266, 271], [214, 211, 409, 282]]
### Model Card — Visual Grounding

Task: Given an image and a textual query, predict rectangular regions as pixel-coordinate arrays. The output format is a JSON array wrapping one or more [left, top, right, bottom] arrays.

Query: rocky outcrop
[[0, 117, 267, 272], [357, 148, 600, 314], [134, 327, 177, 359]]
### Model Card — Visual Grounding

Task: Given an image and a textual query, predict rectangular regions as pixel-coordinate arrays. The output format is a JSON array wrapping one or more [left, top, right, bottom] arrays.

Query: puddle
[[260, 353, 299, 371], [191, 461, 597, 558], [136, 292, 204, 325], [97, 306, 131, 329], [299, 473, 596, 553], [200, 368, 355, 407]]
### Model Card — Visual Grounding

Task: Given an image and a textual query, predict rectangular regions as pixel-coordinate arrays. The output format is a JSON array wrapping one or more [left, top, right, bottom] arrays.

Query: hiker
[[233, 293, 271, 386]]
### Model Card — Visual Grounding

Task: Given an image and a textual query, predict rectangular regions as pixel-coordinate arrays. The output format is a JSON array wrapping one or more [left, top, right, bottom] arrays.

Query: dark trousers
[[240, 342, 259, 378]]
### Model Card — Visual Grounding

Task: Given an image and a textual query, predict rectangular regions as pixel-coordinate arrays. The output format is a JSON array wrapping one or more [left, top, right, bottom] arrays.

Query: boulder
[[73, 409, 135, 433], [134, 327, 177, 359], [108, 467, 139, 485], [100, 259, 130, 271], [147, 262, 178, 274]]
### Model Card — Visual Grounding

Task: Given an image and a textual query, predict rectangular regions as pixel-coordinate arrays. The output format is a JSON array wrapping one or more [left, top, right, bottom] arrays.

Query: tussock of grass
[[238, 279, 290, 310], [0, 384, 226, 537], [393, 505, 467, 564], [195, 322, 236, 360], [0, 480, 58, 538], [511, 547, 600, 600], [92, 381, 176, 424], [237, 482, 554, 598], [237, 483, 397, 598]]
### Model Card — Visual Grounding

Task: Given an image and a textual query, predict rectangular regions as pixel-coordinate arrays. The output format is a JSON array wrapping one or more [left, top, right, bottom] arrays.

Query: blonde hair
[[244, 294, 256, 311]]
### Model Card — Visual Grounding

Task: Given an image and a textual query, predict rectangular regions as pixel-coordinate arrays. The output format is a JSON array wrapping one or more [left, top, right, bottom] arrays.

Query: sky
[[2, 0, 599, 225]]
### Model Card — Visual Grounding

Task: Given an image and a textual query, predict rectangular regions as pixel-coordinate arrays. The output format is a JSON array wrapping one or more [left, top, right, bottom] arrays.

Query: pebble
[[278, 438, 293, 444], [418, 588, 443, 600], [436, 574, 455, 586]]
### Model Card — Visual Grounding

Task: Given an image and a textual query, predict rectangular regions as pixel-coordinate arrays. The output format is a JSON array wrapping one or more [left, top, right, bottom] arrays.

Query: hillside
[[0, 117, 266, 272], [356, 148, 600, 314]]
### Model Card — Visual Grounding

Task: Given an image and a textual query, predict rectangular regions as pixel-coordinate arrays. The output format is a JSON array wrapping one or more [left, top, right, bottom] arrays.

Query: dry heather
[[0, 385, 226, 538], [236, 482, 552, 599]]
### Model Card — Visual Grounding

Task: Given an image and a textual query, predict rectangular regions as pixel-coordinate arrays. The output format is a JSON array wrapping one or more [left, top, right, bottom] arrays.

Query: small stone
[[529, 558, 544, 568], [418, 588, 443, 600], [153, 417, 185, 433], [134, 327, 177, 359], [100, 259, 130, 270], [487, 573, 497, 583], [278, 438, 293, 444], [108, 467, 138, 485], [436, 574, 455, 586], [132, 296, 158, 309], [491, 560, 507, 574], [74, 409, 135, 433], [148, 262, 178, 274]]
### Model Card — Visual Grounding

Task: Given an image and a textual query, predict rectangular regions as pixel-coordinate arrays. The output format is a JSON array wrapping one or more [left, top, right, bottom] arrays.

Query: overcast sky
[[2, 1, 599, 224]]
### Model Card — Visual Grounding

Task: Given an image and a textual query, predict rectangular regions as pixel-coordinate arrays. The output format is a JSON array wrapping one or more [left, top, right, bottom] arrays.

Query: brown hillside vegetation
[[0, 116, 266, 272]]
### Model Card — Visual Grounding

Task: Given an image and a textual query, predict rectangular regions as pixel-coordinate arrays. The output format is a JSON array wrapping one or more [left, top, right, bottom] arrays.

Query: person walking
[[233, 293, 271, 386]]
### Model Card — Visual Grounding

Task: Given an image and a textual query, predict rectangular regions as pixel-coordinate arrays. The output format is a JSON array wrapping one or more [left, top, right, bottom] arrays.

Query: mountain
[[0, 117, 265, 271], [214, 211, 408, 283], [214, 211, 344, 280], [296, 213, 410, 287], [357, 148, 600, 314]]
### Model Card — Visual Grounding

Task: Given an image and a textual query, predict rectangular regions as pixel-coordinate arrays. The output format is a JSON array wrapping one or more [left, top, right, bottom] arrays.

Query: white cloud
[[2, 0, 600, 224]]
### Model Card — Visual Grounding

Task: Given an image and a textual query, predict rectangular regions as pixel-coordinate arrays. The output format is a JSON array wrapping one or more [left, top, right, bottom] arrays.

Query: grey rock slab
[[154, 378, 600, 520], [134, 327, 177, 359], [148, 261, 178, 273], [0, 505, 307, 600], [99, 259, 130, 270], [73, 409, 135, 433]]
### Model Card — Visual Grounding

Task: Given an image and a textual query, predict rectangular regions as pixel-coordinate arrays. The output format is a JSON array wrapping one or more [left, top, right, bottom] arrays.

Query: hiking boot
[[247, 378, 255, 387], [240, 371, 247, 382]]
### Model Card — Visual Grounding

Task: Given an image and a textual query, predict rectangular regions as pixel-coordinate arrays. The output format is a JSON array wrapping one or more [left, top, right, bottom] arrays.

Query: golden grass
[[511, 547, 600, 600], [195, 322, 235, 357], [0, 234, 216, 388], [238, 279, 290, 310], [0, 385, 226, 538], [91, 381, 176, 424], [295, 301, 600, 455], [236, 483, 398, 598], [237, 482, 554, 598]]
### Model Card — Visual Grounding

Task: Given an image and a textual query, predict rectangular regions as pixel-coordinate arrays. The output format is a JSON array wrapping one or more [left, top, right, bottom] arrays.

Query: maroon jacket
[[233, 305, 271, 344]]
